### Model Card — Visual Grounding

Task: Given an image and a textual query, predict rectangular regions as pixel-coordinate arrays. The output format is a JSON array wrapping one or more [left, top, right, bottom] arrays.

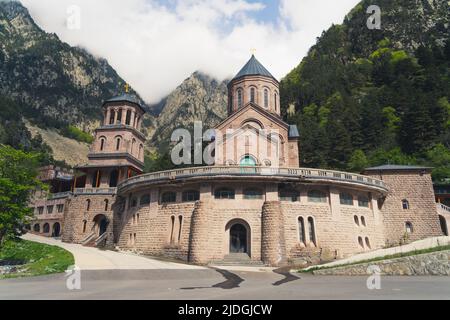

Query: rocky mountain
[[280, 0, 450, 179], [149, 72, 228, 153], [0, 1, 146, 130]]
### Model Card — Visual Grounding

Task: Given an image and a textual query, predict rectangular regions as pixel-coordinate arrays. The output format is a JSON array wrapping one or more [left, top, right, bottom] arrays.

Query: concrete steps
[[210, 253, 266, 267]]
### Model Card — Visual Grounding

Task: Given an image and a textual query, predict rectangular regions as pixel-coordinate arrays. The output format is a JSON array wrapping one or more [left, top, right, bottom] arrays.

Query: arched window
[[126, 110, 132, 125], [298, 217, 306, 245], [139, 144, 144, 159], [104, 199, 109, 211], [131, 139, 136, 155], [33, 224, 40, 233], [170, 215, 175, 244], [140, 194, 151, 206], [340, 193, 354, 206], [178, 215, 183, 243], [358, 196, 369, 208], [109, 110, 115, 125], [86, 199, 91, 211], [82, 220, 87, 233], [215, 188, 235, 200], [274, 93, 278, 112], [100, 138, 106, 151], [250, 87, 256, 103], [358, 237, 364, 248], [43, 223, 50, 234], [162, 192, 177, 204], [308, 217, 316, 246], [365, 237, 371, 249], [117, 108, 122, 124], [308, 190, 327, 203], [361, 216, 366, 227], [237, 89, 243, 109], [243, 189, 263, 200], [354, 215, 360, 226], [402, 200, 410, 210], [264, 89, 269, 108], [116, 137, 121, 151], [182, 190, 200, 202], [405, 222, 413, 234]]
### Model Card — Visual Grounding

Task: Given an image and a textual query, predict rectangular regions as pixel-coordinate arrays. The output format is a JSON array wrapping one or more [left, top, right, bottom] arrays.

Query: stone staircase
[[210, 253, 266, 267]]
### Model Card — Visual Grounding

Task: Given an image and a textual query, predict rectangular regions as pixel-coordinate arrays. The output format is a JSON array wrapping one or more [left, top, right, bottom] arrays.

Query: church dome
[[232, 55, 277, 82]]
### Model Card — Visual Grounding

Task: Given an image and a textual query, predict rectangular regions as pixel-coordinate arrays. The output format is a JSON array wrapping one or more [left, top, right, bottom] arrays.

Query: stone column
[[261, 201, 286, 266], [188, 201, 212, 264], [105, 109, 110, 125], [121, 109, 127, 125], [131, 110, 136, 128], [113, 108, 119, 124]]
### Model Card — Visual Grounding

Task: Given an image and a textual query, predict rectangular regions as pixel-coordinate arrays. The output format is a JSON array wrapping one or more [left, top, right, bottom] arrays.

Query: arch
[[358, 236, 364, 249], [263, 88, 269, 108], [226, 219, 251, 255], [215, 188, 235, 200], [182, 190, 200, 202], [365, 237, 371, 249], [274, 92, 278, 112], [109, 170, 119, 188], [178, 215, 183, 243], [52, 223, 61, 237], [125, 109, 132, 125], [115, 136, 122, 151], [169, 215, 176, 244], [33, 224, 40, 233], [237, 88, 243, 109], [439, 215, 449, 236], [308, 190, 327, 203], [361, 216, 366, 227], [86, 199, 91, 211], [131, 138, 136, 155], [138, 144, 144, 160], [99, 136, 107, 151], [93, 214, 108, 237], [43, 223, 50, 234], [354, 215, 360, 226], [298, 217, 306, 245], [405, 222, 413, 234], [240, 118, 264, 130], [250, 87, 256, 103], [161, 192, 177, 204], [104, 199, 109, 211], [402, 199, 410, 210], [82, 220, 87, 233], [308, 217, 317, 246]]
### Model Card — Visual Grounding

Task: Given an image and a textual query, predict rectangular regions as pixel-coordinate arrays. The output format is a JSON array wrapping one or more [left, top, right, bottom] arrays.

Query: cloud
[[21, 0, 360, 103]]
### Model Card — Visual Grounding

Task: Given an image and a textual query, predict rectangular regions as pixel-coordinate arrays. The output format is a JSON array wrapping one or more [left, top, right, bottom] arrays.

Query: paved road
[[22, 234, 204, 270], [2, 235, 448, 300], [1, 269, 450, 300]]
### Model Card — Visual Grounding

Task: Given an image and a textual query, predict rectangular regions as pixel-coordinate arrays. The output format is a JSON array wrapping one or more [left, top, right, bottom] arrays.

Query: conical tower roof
[[232, 55, 276, 81]]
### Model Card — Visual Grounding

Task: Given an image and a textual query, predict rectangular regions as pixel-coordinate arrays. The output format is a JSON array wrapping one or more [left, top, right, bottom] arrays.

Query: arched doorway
[[439, 215, 449, 236], [93, 215, 108, 237], [43, 223, 50, 234], [226, 220, 251, 255], [52, 223, 61, 237]]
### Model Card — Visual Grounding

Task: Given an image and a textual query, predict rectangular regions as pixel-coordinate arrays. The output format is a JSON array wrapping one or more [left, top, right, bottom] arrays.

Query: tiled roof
[[232, 55, 276, 81]]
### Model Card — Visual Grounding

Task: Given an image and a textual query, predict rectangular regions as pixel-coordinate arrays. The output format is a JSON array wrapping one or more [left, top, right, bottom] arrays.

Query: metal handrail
[[437, 203, 450, 214], [117, 166, 389, 192]]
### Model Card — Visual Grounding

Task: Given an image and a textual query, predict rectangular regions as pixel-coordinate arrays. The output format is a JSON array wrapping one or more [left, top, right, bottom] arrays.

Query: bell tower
[[76, 91, 146, 189]]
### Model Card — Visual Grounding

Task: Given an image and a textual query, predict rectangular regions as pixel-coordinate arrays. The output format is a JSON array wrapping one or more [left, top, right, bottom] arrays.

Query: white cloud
[[21, 0, 360, 103]]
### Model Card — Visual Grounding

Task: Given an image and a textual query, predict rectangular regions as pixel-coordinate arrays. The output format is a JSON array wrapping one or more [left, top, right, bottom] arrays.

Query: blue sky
[[23, 0, 361, 103]]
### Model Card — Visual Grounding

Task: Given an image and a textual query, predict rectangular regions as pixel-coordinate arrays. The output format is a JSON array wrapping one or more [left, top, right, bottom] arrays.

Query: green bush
[[61, 125, 94, 144]]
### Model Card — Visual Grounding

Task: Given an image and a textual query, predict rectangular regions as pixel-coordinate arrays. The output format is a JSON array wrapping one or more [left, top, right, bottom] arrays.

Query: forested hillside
[[280, 0, 450, 181]]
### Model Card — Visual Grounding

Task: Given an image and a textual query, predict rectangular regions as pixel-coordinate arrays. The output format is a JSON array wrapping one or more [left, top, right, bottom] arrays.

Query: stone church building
[[29, 56, 447, 266]]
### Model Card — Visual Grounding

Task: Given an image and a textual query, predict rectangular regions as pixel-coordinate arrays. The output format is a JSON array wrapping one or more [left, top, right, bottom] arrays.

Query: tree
[[348, 149, 369, 172], [0, 145, 43, 248]]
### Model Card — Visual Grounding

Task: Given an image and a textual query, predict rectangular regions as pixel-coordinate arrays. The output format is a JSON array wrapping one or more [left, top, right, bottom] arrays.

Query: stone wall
[[367, 170, 443, 246], [313, 250, 450, 276]]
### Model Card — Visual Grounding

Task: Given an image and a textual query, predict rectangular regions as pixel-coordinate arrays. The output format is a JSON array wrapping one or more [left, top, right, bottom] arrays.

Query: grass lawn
[[299, 245, 450, 274], [0, 238, 75, 279]]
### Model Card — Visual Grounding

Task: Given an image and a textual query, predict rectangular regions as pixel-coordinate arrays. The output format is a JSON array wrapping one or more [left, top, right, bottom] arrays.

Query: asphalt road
[[1, 268, 450, 300]]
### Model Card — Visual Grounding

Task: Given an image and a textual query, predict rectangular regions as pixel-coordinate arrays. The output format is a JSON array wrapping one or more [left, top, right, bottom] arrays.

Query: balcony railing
[[118, 166, 389, 192], [48, 192, 72, 200], [74, 188, 117, 195], [437, 203, 450, 215]]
